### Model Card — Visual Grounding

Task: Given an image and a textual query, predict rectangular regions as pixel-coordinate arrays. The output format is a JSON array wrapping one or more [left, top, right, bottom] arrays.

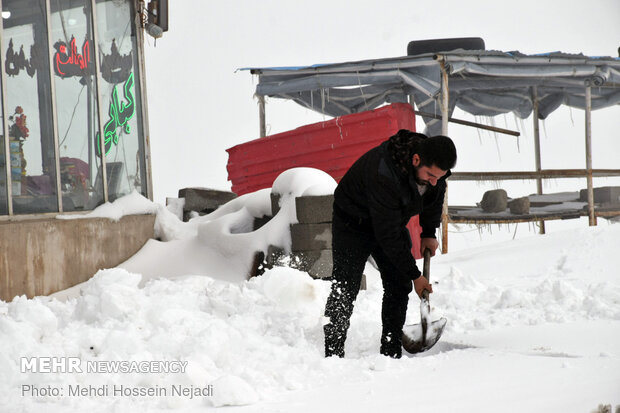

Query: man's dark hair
[[415, 135, 457, 171]]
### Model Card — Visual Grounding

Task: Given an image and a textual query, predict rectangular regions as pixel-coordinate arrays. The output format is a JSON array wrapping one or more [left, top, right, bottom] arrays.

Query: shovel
[[402, 248, 447, 354]]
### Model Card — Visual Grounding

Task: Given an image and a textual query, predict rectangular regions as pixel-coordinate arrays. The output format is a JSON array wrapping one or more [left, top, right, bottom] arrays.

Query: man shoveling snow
[[323, 129, 457, 358]]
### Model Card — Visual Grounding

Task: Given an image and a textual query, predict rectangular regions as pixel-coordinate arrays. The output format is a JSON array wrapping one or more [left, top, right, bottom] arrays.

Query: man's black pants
[[323, 211, 413, 358]]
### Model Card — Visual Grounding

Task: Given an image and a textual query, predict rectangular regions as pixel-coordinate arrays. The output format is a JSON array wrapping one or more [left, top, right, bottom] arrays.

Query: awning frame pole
[[439, 58, 449, 254], [531, 86, 545, 234], [258, 95, 266, 138], [585, 85, 596, 226]]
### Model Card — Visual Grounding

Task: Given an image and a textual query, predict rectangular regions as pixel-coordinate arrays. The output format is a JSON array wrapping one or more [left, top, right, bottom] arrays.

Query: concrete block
[[290, 223, 332, 252], [179, 187, 237, 214], [293, 250, 366, 289], [250, 250, 265, 278], [480, 189, 508, 212], [579, 186, 620, 203], [295, 250, 333, 278], [259, 246, 366, 290], [250, 245, 285, 278], [509, 197, 530, 214], [271, 193, 281, 216], [295, 195, 334, 223], [253, 215, 272, 231], [265, 245, 286, 266]]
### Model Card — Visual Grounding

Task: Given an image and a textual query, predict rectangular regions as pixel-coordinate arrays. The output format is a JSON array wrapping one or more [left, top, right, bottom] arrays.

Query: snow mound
[[118, 168, 336, 284], [210, 375, 259, 407], [74, 269, 143, 323], [271, 167, 336, 199], [56, 190, 158, 222], [0, 268, 335, 411], [261, 266, 320, 309]]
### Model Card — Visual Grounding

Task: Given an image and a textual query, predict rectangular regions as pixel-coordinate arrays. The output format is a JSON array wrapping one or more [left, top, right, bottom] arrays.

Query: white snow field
[[1, 168, 619, 413]]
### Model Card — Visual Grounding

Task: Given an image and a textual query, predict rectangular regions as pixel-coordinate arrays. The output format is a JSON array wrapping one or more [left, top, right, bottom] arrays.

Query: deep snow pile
[[119, 167, 337, 285], [1, 168, 619, 412]]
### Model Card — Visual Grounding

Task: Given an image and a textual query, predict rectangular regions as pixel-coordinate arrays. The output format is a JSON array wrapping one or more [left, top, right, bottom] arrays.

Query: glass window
[[2, 0, 59, 214], [95, 0, 147, 201], [50, 0, 103, 211]]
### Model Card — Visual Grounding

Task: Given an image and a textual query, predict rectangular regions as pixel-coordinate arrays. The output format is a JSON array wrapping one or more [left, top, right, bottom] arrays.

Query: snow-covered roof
[[242, 50, 620, 135]]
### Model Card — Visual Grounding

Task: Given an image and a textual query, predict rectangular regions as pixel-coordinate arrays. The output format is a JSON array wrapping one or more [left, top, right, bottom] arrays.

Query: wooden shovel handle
[[423, 248, 431, 282], [421, 248, 432, 300]]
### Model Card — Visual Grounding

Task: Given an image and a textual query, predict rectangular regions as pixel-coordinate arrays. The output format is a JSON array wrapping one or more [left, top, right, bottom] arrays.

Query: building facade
[[0, 0, 151, 217]]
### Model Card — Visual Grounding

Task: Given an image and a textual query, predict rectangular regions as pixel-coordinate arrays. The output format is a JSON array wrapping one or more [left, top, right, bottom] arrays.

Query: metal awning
[[240, 49, 620, 253], [242, 50, 620, 136]]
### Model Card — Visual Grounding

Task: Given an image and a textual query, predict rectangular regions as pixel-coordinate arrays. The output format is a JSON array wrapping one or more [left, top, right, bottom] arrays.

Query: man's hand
[[420, 237, 439, 257], [413, 275, 433, 299]]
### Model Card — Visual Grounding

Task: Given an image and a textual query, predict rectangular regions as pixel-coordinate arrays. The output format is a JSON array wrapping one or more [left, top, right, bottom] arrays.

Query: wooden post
[[408, 94, 416, 112], [439, 59, 450, 254], [531, 87, 545, 234], [584, 86, 596, 226], [258, 95, 266, 138], [415, 110, 520, 137]]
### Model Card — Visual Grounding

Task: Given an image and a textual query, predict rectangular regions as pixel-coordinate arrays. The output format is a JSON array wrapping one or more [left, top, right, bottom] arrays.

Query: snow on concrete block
[[480, 189, 508, 212], [579, 186, 620, 204], [295, 195, 334, 224], [290, 223, 332, 252], [509, 197, 530, 214]]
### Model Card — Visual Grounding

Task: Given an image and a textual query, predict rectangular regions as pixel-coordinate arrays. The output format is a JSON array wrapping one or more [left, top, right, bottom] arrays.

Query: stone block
[[579, 186, 620, 203], [295, 195, 334, 223], [480, 189, 508, 212], [295, 250, 366, 289], [296, 250, 333, 278], [257, 246, 365, 290], [290, 223, 332, 252], [271, 193, 281, 216], [179, 187, 237, 220], [253, 215, 272, 231], [509, 197, 530, 214], [265, 245, 286, 266]]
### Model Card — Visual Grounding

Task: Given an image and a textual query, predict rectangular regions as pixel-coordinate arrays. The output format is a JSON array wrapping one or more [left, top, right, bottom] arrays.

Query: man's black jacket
[[333, 136, 450, 280]]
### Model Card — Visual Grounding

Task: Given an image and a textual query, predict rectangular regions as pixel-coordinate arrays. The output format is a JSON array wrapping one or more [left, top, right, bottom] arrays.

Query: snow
[[2, 168, 620, 412], [117, 168, 336, 285], [56, 190, 159, 222]]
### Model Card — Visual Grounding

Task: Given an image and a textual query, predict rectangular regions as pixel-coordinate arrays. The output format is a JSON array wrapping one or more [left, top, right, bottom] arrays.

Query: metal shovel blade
[[402, 291, 448, 354], [402, 249, 447, 354], [402, 309, 447, 354]]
